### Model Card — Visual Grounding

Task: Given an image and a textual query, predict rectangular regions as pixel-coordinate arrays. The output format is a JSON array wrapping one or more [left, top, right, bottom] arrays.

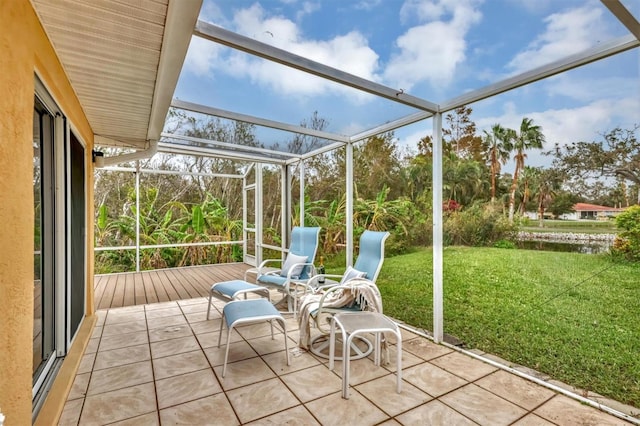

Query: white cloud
[[186, 3, 381, 100], [296, 1, 320, 21], [183, 37, 223, 77], [397, 128, 430, 152], [476, 96, 640, 168], [544, 75, 638, 103], [339, 121, 369, 136], [385, 0, 482, 90], [507, 4, 610, 74], [354, 0, 382, 11], [198, 1, 227, 24], [503, 0, 560, 15], [532, 98, 639, 145]]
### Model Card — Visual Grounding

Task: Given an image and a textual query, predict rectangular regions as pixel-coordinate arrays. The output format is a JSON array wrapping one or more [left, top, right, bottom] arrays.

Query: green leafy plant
[[444, 201, 517, 246], [611, 205, 640, 261]]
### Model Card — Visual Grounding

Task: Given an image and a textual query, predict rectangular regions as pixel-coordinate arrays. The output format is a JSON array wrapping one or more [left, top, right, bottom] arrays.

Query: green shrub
[[611, 205, 640, 261], [444, 202, 517, 247], [493, 239, 516, 249]]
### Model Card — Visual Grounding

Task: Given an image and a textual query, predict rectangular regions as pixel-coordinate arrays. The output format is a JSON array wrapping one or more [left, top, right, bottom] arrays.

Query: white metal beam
[[350, 111, 434, 143], [281, 165, 288, 254], [441, 34, 639, 112], [157, 142, 287, 164], [285, 165, 292, 236], [161, 132, 301, 160], [297, 140, 346, 162], [100, 166, 243, 179], [602, 0, 640, 41], [299, 161, 305, 227], [194, 20, 439, 113], [135, 162, 141, 272], [256, 164, 264, 265], [432, 113, 443, 344], [147, 0, 203, 141], [171, 99, 350, 143], [345, 142, 354, 267]]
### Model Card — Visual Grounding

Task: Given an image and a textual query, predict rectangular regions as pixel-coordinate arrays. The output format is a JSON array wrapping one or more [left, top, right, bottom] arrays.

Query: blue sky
[[174, 0, 639, 167]]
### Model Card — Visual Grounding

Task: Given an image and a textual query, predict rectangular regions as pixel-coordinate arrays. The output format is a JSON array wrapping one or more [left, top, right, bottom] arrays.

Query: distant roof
[[574, 203, 625, 212]]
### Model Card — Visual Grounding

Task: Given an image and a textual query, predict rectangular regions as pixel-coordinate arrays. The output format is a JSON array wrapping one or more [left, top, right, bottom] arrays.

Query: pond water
[[517, 240, 610, 254]]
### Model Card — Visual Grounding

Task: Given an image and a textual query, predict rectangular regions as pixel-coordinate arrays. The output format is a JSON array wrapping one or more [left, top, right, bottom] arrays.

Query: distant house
[[523, 210, 553, 220], [560, 203, 625, 220]]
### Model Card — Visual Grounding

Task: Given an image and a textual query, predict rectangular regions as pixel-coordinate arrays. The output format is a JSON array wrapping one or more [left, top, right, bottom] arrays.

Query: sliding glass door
[[32, 79, 88, 414], [33, 96, 56, 382]]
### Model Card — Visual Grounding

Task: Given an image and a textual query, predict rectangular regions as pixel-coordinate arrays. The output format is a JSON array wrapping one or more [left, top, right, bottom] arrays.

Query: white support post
[[256, 163, 264, 264], [135, 161, 141, 272], [281, 164, 288, 249], [345, 142, 354, 267], [242, 173, 247, 262], [299, 160, 305, 227], [432, 113, 444, 343]]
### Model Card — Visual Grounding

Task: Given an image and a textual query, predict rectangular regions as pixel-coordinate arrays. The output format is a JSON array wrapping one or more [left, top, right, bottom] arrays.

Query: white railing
[[94, 240, 288, 273], [94, 240, 244, 272]]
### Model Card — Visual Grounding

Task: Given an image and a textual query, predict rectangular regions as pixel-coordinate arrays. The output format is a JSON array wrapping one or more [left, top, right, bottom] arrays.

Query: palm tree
[[518, 166, 539, 216], [443, 154, 486, 206], [508, 118, 545, 222], [483, 124, 514, 202], [358, 185, 409, 233], [534, 168, 562, 227]]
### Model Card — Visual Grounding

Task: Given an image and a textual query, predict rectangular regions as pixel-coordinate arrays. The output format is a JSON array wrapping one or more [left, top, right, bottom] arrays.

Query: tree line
[[94, 108, 640, 272]]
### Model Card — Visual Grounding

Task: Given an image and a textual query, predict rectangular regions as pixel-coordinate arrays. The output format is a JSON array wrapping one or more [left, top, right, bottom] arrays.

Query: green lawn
[[332, 247, 640, 408]]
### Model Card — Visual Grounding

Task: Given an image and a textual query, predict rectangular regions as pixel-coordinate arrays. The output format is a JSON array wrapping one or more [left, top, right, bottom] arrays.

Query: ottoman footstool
[[207, 279, 270, 320], [217, 299, 290, 377]]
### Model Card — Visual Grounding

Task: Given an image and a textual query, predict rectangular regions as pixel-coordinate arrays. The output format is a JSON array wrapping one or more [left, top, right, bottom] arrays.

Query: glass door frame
[[66, 126, 87, 347], [243, 164, 258, 266], [32, 76, 84, 407], [32, 94, 57, 394]]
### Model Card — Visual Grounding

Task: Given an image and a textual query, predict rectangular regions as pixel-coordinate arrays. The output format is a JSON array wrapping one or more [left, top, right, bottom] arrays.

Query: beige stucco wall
[[0, 1, 94, 424]]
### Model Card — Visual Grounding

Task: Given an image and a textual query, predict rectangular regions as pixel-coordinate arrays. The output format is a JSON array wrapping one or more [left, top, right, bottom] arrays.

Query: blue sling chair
[[253, 226, 321, 316], [299, 230, 390, 358]]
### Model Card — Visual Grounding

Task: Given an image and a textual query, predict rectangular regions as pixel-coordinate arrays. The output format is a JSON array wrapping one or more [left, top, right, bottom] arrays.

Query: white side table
[[329, 311, 402, 399]]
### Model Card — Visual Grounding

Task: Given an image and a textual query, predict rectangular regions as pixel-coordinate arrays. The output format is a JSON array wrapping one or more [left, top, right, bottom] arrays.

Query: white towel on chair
[[297, 279, 384, 351]]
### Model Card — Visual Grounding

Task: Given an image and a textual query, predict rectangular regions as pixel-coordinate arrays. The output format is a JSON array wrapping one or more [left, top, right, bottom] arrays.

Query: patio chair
[[305, 230, 390, 292], [299, 277, 385, 360], [252, 226, 321, 316], [298, 230, 390, 358]]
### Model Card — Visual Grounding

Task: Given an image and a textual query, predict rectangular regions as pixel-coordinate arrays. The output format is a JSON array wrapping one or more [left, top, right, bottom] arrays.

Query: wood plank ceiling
[[32, 0, 170, 148]]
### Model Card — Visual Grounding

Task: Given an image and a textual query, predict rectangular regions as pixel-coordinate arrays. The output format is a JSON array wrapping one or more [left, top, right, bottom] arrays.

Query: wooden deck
[[93, 263, 252, 310]]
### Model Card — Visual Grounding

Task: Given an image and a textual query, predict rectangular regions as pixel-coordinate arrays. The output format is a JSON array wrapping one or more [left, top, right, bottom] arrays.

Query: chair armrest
[[258, 258, 283, 269], [283, 262, 316, 281], [256, 259, 284, 276], [313, 280, 380, 333]]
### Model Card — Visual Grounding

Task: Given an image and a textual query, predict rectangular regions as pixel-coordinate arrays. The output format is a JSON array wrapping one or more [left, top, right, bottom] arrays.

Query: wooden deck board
[[94, 263, 251, 310], [111, 273, 126, 308], [97, 274, 118, 310], [148, 271, 171, 302], [160, 269, 191, 300], [143, 271, 161, 304], [93, 275, 107, 308], [134, 273, 146, 305], [154, 269, 179, 302], [165, 268, 201, 299], [181, 267, 214, 296], [123, 273, 135, 307]]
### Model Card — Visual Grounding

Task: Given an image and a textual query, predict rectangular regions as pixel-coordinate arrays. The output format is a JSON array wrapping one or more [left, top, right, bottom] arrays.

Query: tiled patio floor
[[58, 295, 633, 425]]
